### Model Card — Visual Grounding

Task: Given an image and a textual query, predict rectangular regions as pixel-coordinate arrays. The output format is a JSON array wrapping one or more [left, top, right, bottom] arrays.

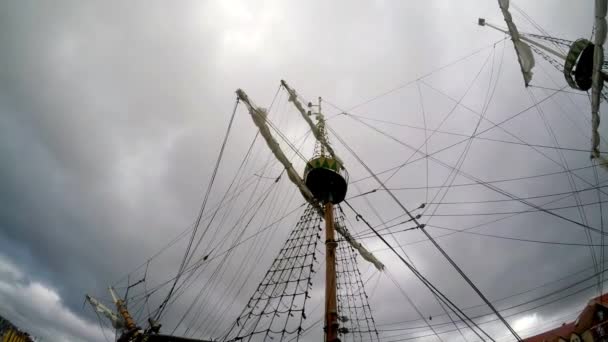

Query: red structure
[[525, 294, 608, 342]]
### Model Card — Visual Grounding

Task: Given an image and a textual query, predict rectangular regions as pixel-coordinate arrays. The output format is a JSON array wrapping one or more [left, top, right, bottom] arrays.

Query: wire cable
[[331, 126, 522, 341], [343, 200, 493, 342], [154, 96, 241, 321]]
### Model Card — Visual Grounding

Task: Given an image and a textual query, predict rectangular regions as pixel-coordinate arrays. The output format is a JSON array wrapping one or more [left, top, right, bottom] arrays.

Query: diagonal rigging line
[[425, 224, 608, 247], [93, 309, 113, 342], [171, 130, 316, 335], [172, 179, 281, 335], [164, 94, 282, 325], [340, 113, 608, 155], [182, 132, 261, 273], [124, 201, 308, 306], [530, 43, 608, 147], [345, 37, 508, 112], [112, 172, 261, 287], [352, 182, 466, 342], [416, 81, 430, 204], [387, 266, 608, 337], [343, 86, 578, 188], [372, 192, 587, 252], [183, 181, 281, 335], [361, 43, 501, 339], [420, 80, 608, 198], [342, 200, 494, 342], [159, 92, 290, 325], [511, 3, 567, 55], [380, 273, 602, 342], [360, 183, 608, 247], [356, 194, 571, 240], [424, 184, 608, 204], [346, 97, 476, 341], [423, 199, 603, 217], [143, 95, 312, 328], [200, 145, 310, 336], [155, 96, 240, 321], [331, 125, 522, 342], [358, 191, 580, 242], [381, 164, 607, 190], [178, 128, 312, 335], [385, 269, 447, 342], [342, 116, 608, 236], [182, 140, 287, 329], [593, 159, 606, 299], [379, 260, 608, 328], [528, 85, 590, 96], [263, 115, 309, 164], [200, 135, 315, 337], [420, 38, 503, 235], [379, 309, 579, 335], [527, 88, 600, 280], [165, 180, 269, 323], [323, 47, 496, 190]]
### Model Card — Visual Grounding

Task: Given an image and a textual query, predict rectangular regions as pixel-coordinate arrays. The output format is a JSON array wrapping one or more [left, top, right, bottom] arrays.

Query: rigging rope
[[125, 129, 314, 334], [341, 117, 608, 236], [415, 80, 608, 197], [522, 33, 573, 48], [378, 266, 608, 339], [342, 200, 492, 342], [349, 181, 465, 342], [174, 180, 282, 336], [593, 159, 606, 298], [368, 189, 603, 252], [335, 206, 381, 342], [527, 88, 600, 280], [155, 97, 241, 322], [528, 44, 565, 73], [221, 204, 321, 342], [196, 133, 317, 337], [344, 38, 508, 112], [154, 90, 313, 335], [330, 126, 521, 341]]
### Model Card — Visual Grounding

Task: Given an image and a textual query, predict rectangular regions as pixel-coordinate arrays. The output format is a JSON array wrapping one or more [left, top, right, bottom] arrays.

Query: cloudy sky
[[1, 1, 607, 341]]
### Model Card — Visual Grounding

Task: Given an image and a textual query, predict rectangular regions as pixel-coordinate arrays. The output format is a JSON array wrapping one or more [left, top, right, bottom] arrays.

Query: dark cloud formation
[[1, 1, 607, 341]]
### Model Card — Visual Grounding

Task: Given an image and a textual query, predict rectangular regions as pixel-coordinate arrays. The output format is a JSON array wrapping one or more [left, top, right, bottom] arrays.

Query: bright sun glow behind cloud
[[513, 313, 540, 334]]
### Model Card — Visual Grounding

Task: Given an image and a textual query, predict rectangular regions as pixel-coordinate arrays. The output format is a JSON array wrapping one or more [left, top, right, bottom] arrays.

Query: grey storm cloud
[[0, 1, 607, 341]]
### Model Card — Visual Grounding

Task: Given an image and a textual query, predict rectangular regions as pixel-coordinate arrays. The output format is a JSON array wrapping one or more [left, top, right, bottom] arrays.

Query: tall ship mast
[[87, 81, 385, 342], [479, 0, 608, 167], [82, 2, 608, 342], [226, 83, 384, 342]]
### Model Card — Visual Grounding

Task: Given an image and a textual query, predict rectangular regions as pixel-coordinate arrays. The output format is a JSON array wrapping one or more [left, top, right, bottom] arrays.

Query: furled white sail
[[237, 88, 384, 271], [592, 0, 608, 168], [335, 221, 385, 271], [86, 294, 124, 329], [237, 89, 317, 204], [281, 80, 344, 165], [497, 0, 535, 86]]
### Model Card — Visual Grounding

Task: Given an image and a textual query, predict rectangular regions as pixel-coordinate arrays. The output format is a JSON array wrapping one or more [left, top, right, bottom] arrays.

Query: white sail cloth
[[281, 80, 344, 165], [592, 0, 608, 168], [498, 0, 535, 86], [237, 89, 384, 271], [237, 89, 317, 204], [335, 222, 385, 270], [86, 295, 124, 329]]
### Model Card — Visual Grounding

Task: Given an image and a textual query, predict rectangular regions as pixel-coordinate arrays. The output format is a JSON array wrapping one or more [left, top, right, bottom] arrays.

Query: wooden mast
[[324, 200, 339, 342], [110, 286, 141, 341], [239, 84, 381, 340], [110, 287, 137, 331], [308, 96, 340, 342]]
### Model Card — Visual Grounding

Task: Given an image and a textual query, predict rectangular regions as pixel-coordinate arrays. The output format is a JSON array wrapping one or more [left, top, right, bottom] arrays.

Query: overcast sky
[[1, 1, 607, 342]]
